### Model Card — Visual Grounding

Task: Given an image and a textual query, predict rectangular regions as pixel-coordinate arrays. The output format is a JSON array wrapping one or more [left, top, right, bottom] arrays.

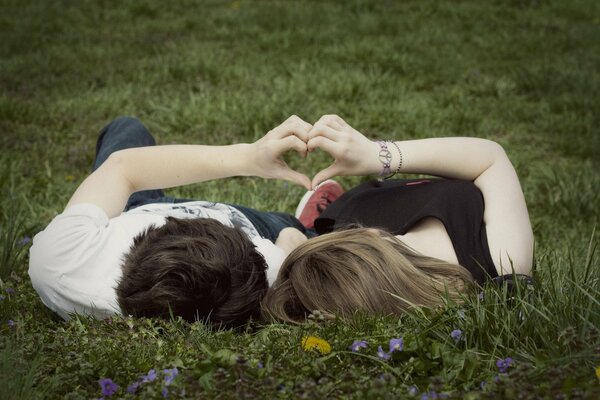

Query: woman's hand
[[307, 114, 381, 187], [275, 227, 308, 256], [250, 115, 312, 190]]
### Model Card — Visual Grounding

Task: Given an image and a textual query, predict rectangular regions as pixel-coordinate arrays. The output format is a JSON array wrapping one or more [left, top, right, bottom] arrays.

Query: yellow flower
[[596, 366, 600, 378], [301, 336, 331, 355]]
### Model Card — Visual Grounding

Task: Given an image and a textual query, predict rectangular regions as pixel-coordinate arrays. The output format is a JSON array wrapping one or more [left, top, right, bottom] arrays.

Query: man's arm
[[66, 116, 312, 218]]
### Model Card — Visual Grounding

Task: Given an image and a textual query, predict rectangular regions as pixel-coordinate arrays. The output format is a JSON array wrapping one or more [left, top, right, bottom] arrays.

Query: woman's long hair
[[262, 227, 474, 323]]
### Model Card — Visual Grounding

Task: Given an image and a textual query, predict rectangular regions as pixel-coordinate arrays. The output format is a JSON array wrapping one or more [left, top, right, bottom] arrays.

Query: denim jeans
[[93, 116, 314, 240]]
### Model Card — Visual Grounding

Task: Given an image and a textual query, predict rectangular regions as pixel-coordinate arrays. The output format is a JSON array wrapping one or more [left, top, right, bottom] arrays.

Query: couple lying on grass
[[29, 114, 534, 327]]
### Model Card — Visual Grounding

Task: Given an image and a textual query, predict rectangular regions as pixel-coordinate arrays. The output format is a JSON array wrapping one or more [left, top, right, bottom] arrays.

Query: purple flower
[[5, 288, 15, 294], [377, 345, 391, 360], [389, 338, 404, 353], [496, 357, 513, 373], [349, 340, 368, 352], [421, 391, 438, 400], [163, 368, 178, 385], [408, 385, 418, 395], [450, 329, 462, 342], [162, 387, 169, 398], [142, 369, 157, 383], [17, 236, 31, 247], [7, 320, 15, 328], [127, 381, 141, 394], [98, 378, 119, 397], [256, 361, 264, 369], [0, 295, 5, 301], [480, 380, 487, 389]]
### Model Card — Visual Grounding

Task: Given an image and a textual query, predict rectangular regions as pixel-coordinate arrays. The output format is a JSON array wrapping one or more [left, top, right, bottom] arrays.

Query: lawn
[[1, 0, 599, 398]]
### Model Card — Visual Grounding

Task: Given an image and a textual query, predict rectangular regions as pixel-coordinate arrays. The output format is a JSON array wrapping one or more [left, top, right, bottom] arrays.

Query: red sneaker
[[295, 180, 344, 229]]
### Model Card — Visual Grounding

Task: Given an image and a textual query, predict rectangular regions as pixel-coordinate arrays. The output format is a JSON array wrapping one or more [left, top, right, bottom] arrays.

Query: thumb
[[280, 167, 312, 190], [311, 164, 340, 188]]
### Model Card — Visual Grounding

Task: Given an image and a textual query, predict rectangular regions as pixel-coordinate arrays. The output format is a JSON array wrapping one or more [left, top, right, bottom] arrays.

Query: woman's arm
[[66, 116, 312, 218], [307, 114, 534, 274]]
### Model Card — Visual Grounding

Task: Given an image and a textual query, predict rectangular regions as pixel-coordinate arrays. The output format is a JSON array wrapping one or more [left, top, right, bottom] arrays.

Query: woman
[[262, 114, 534, 322]]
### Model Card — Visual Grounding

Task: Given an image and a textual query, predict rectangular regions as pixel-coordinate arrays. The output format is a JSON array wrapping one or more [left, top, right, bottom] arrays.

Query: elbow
[[481, 139, 507, 159], [103, 150, 136, 192]]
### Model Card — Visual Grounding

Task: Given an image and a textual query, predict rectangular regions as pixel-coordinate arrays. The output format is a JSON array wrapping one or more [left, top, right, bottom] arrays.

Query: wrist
[[373, 140, 403, 180], [230, 143, 255, 177], [365, 140, 384, 175]]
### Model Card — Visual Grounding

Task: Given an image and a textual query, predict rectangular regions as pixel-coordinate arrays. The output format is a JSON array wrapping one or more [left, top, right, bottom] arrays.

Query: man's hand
[[250, 115, 312, 189]]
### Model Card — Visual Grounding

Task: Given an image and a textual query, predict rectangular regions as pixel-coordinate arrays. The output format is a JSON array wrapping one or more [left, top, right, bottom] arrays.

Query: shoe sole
[[294, 179, 337, 218]]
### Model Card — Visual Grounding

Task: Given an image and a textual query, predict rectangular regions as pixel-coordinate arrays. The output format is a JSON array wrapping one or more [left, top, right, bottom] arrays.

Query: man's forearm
[[113, 143, 255, 192]]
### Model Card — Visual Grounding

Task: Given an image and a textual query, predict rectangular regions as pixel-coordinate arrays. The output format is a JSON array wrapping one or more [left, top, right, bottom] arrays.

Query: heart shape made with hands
[[269, 114, 377, 190]]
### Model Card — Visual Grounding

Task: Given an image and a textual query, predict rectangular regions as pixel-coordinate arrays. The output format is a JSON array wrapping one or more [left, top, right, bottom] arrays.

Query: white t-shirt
[[29, 202, 286, 320]]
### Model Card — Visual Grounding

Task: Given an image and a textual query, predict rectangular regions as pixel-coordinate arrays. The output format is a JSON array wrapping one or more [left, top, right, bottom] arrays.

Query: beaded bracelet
[[387, 140, 402, 180]]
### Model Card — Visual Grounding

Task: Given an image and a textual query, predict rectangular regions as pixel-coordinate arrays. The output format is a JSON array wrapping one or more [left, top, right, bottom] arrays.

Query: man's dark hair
[[116, 217, 268, 328]]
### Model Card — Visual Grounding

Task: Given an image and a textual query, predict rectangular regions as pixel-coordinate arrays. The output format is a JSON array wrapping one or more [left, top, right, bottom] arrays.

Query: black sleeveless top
[[314, 178, 498, 284]]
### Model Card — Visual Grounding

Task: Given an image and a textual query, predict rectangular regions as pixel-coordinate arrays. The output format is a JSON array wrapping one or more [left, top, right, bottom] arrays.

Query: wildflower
[[301, 336, 331, 354], [0, 295, 4, 301], [256, 361, 264, 368], [389, 337, 404, 353], [496, 357, 513, 373], [450, 329, 462, 342], [408, 385, 418, 395], [5, 288, 15, 294], [98, 378, 119, 397], [596, 366, 600, 379], [126, 381, 141, 394], [142, 369, 157, 383], [349, 340, 368, 352], [377, 345, 391, 360], [162, 387, 169, 398], [163, 368, 178, 385], [17, 236, 31, 247], [7, 320, 15, 328]]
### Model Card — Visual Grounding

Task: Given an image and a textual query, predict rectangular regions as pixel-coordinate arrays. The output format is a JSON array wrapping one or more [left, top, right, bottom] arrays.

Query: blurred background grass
[[1, 0, 599, 398]]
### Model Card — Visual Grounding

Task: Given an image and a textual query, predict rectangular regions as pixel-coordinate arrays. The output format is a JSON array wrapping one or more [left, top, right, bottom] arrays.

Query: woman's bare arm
[[307, 114, 534, 274]]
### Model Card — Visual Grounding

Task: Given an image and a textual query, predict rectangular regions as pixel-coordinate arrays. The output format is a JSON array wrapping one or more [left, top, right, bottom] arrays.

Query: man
[[29, 115, 341, 327]]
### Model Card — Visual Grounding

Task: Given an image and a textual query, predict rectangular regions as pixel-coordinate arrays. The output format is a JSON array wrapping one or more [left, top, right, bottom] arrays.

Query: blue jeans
[[93, 116, 314, 241]]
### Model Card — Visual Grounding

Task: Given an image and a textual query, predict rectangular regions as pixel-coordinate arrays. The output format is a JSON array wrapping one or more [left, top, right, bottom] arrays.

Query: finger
[[307, 136, 339, 156], [285, 115, 313, 141], [280, 168, 312, 190], [315, 114, 344, 130], [312, 164, 341, 188], [273, 120, 312, 142], [308, 123, 341, 142], [316, 114, 345, 130], [277, 135, 308, 158]]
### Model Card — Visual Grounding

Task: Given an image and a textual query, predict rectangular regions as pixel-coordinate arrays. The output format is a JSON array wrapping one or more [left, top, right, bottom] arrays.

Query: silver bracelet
[[385, 141, 402, 180], [377, 140, 392, 179]]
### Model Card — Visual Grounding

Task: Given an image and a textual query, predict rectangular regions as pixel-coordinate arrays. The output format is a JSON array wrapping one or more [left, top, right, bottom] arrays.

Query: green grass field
[[1, 0, 599, 398]]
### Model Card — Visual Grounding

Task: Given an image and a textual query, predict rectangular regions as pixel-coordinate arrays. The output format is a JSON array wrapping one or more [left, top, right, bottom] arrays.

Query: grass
[[1, 0, 599, 398]]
